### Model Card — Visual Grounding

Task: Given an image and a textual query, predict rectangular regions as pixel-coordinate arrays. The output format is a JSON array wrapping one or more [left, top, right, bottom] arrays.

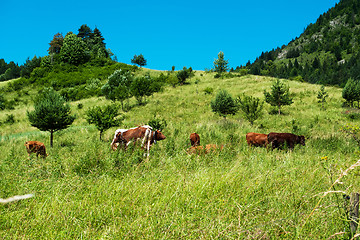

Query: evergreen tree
[[264, 79, 293, 114], [317, 85, 329, 109], [27, 88, 76, 147], [20, 56, 41, 78], [211, 89, 238, 119], [77, 24, 93, 43], [86, 104, 123, 140], [213, 51, 229, 75], [48, 33, 64, 55], [236, 94, 263, 125]]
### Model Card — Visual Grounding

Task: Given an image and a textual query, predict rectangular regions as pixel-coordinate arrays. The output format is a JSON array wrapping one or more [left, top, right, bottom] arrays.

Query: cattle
[[25, 141, 48, 159], [190, 132, 200, 147], [267, 132, 305, 149], [187, 144, 224, 155], [246, 132, 268, 147], [111, 125, 166, 157]]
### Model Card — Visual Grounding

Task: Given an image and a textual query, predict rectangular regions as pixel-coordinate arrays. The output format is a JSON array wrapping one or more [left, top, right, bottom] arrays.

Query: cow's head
[[299, 135, 306, 146], [154, 130, 166, 141]]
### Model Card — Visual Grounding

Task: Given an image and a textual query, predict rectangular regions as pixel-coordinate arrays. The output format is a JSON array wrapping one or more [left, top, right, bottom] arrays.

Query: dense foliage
[[27, 88, 76, 147], [86, 104, 123, 140], [210, 89, 238, 119]]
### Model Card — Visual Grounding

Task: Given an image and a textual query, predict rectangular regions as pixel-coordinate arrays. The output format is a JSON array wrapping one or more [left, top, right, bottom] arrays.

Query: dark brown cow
[[190, 132, 200, 147], [187, 144, 224, 155], [111, 125, 166, 156], [267, 132, 305, 149], [25, 141, 48, 159], [246, 132, 268, 147]]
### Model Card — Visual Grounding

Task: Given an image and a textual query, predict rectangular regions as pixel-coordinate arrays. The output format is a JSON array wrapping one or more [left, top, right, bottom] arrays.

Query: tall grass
[[1, 72, 360, 239]]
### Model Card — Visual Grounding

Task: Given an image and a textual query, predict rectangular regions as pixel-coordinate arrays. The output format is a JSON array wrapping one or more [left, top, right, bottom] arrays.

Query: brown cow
[[246, 132, 268, 147], [187, 144, 224, 155], [267, 132, 305, 149], [190, 132, 200, 147], [25, 141, 48, 159], [111, 125, 166, 156]]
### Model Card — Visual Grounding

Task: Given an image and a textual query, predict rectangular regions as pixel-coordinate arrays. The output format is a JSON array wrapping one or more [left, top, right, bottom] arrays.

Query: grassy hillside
[[1, 71, 360, 239]]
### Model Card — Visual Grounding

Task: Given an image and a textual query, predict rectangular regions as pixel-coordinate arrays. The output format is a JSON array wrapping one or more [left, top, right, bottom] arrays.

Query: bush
[[203, 87, 214, 95], [148, 115, 167, 130], [211, 89, 238, 119], [4, 114, 15, 125]]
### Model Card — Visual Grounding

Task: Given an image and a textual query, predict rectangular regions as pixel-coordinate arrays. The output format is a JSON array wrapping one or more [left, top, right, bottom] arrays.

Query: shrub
[[211, 89, 238, 119], [236, 94, 263, 125], [203, 87, 214, 95]]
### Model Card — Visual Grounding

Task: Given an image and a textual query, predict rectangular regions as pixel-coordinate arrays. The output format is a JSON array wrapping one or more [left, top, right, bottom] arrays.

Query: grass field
[[1, 71, 360, 239]]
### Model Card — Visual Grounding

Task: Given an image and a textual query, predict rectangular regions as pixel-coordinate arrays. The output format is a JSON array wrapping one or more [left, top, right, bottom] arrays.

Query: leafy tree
[[101, 69, 133, 110], [317, 85, 329, 109], [131, 54, 147, 68], [27, 88, 76, 147], [130, 75, 153, 105], [176, 67, 191, 85], [60, 33, 89, 65], [213, 51, 229, 75], [86, 104, 123, 140], [264, 79, 293, 114], [211, 89, 238, 119], [236, 94, 263, 125]]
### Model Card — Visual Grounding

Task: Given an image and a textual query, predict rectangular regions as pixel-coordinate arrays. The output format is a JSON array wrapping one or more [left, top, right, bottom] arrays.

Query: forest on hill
[[237, 0, 360, 87]]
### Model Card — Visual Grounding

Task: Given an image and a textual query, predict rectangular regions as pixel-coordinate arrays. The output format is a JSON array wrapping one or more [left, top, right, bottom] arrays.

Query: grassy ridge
[[1, 71, 359, 239]]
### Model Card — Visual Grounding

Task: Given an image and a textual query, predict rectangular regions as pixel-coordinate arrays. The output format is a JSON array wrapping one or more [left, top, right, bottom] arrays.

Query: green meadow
[[1, 70, 360, 239]]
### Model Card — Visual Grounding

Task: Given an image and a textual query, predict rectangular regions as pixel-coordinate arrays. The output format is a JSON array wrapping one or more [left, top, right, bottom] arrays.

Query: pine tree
[[211, 89, 238, 119], [27, 88, 76, 147], [264, 79, 293, 114], [237, 94, 263, 125], [317, 85, 329, 109], [213, 51, 229, 75], [48, 33, 64, 55]]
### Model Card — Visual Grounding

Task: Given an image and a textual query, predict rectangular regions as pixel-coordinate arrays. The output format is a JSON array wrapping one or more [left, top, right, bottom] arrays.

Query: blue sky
[[1, 0, 340, 71]]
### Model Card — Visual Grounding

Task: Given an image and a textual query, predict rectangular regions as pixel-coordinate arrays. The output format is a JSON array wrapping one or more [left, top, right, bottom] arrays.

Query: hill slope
[[1, 72, 360, 239], [242, 0, 360, 87]]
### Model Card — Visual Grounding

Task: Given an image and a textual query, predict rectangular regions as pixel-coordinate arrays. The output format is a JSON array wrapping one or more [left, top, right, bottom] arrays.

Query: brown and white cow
[[246, 132, 268, 147], [25, 141, 48, 159], [189, 132, 200, 147], [267, 132, 305, 150], [111, 125, 166, 157], [187, 144, 224, 155]]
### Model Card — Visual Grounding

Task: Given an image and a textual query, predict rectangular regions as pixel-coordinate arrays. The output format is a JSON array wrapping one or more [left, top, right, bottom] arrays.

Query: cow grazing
[[267, 132, 305, 150], [25, 141, 48, 159], [111, 125, 166, 157], [187, 144, 224, 155], [246, 132, 268, 147], [190, 132, 200, 147]]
